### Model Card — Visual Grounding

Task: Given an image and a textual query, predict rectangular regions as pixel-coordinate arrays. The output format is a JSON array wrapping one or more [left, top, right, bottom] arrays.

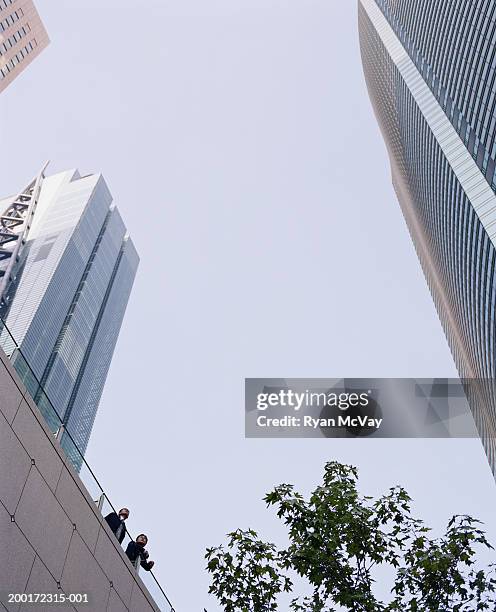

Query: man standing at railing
[[126, 534, 155, 571], [104, 507, 130, 544]]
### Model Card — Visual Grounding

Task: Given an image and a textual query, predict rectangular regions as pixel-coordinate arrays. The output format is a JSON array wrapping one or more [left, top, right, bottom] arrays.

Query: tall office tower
[[0, 0, 49, 93], [0, 168, 138, 462], [358, 0, 496, 474]]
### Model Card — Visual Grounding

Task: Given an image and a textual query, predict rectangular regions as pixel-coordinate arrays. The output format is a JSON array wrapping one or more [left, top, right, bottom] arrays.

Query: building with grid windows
[[0, 0, 49, 93], [359, 0, 496, 476], [0, 168, 138, 462]]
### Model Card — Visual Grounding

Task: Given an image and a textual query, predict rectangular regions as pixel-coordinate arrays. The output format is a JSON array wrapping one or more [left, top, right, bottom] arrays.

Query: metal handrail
[[0, 316, 175, 612]]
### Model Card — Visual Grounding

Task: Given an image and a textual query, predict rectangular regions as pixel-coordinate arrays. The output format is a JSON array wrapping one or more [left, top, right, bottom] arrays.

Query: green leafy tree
[[206, 462, 496, 611]]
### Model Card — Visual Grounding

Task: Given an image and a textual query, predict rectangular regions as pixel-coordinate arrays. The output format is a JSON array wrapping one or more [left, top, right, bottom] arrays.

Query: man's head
[[136, 534, 148, 546], [118, 508, 129, 520]]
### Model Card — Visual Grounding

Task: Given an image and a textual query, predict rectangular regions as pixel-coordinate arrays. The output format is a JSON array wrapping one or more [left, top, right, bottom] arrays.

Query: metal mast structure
[[0, 162, 48, 314]]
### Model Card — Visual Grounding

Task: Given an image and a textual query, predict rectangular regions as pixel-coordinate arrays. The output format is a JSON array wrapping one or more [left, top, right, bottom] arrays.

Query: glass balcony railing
[[0, 317, 175, 612]]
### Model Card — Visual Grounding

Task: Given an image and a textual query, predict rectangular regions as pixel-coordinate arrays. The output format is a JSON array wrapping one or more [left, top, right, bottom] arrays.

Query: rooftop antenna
[[0, 161, 50, 310]]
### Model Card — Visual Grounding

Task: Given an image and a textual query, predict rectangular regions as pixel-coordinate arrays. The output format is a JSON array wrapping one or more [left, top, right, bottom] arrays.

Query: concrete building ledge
[[0, 348, 162, 612]]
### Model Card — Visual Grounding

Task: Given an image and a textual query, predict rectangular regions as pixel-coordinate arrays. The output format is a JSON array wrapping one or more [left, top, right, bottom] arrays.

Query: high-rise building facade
[[0, 168, 138, 460], [0, 0, 49, 93], [359, 0, 496, 474]]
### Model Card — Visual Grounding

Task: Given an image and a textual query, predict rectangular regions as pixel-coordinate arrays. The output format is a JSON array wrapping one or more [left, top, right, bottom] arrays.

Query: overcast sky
[[2, 1, 496, 610]]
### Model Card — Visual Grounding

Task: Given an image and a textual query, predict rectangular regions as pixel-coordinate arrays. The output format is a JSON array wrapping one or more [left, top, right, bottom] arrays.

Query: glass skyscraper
[[0, 168, 138, 460], [359, 0, 496, 475]]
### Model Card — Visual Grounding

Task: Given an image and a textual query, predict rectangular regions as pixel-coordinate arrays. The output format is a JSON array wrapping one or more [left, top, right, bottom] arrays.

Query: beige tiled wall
[[0, 350, 159, 612]]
